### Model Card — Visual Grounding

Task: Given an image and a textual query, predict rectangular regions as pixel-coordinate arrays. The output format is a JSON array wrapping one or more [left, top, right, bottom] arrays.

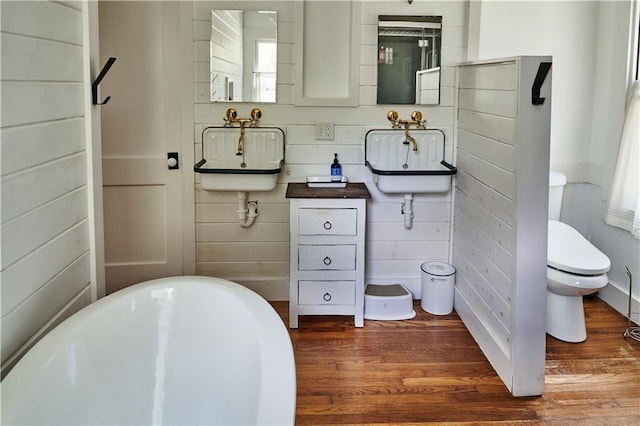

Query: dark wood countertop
[[286, 182, 371, 199]]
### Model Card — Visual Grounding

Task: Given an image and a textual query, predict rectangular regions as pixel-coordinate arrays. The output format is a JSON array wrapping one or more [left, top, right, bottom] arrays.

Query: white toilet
[[547, 171, 611, 342]]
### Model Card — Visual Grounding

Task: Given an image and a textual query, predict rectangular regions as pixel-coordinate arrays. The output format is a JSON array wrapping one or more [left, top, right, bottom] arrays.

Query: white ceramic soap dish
[[306, 176, 348, 188]]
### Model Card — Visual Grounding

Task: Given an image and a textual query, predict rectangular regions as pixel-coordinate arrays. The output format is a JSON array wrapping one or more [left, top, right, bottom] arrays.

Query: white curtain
[[605, 81, 640, 239]]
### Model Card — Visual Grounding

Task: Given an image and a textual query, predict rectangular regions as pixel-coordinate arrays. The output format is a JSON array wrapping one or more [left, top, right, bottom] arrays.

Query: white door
[[99, 2, 193, 293]]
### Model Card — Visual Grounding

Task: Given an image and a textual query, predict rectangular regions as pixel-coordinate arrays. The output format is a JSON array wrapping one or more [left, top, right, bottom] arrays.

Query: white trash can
[[421, 261, 456, 315]]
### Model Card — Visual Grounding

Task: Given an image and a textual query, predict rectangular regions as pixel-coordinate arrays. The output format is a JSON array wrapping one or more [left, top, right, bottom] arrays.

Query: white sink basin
[[198, 170, 281, 192], [371, 164, 455, 194], [195, 127, 285, 192], [365, 129, 456, 194]]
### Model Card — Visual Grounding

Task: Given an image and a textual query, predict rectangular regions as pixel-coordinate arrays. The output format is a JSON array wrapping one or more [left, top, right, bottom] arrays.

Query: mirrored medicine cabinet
[[210, 10, 277, 103], [377, 15, 442, 105]]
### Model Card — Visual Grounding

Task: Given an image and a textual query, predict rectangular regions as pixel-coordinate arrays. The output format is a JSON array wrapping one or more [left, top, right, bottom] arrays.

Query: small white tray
[[306, 176, 348, 188]]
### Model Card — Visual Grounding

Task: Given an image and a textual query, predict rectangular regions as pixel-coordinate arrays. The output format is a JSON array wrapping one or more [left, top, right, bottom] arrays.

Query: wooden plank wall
[[0, 1, 93, 373], [210, 10, 244, 101], [453, 57, 551, 396], [192, 1, 468, 300]]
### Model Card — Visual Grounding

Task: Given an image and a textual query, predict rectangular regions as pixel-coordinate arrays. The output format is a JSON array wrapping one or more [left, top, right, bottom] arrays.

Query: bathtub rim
[[1, 275, 296, 425]]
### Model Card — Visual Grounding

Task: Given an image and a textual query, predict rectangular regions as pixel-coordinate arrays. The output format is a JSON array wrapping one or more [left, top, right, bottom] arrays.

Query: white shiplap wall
[[210, 10, 244, 101], [193, 1, 468, 300], [453, 57, 551, 396], [1, 1, 96, 373]]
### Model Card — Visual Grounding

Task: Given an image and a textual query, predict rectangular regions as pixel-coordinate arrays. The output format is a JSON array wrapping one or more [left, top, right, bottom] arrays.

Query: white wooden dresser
[[286, 183, 371, 328]]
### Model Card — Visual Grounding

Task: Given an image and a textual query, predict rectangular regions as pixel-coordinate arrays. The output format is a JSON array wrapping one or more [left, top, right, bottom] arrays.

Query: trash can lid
[[421, 261, 456, 276]]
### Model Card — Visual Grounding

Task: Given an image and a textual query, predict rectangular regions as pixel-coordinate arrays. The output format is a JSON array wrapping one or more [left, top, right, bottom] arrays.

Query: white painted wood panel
[[454, 188, 513, 252], [197, 242, 289, 262], [2, 153, 87, 223], [454, 253, 512, 353], [457, 109, 515, 146], [458, 62, 517, 90], [452, 226, 513, 303], [454, 56, 551, 396], [1, 188, 88, 269], [1, 34, 83, 82], [454, 208, 513, 277], [457, 151, 515, 200], [295, 0, 360, 105], [366, 222, 450, 241], [197, 261, 289, 278], [457, 129, 515, 172], [196, 202, 290, 223], [102, 157, 167, 185], [453, 244, 513, 332], [0, 1, 83, 45], [196, 223, 289, 242], [1, 221, 90, 315], [1, 119, 85, 176], [367, 202, 451, 223], [455, 170, 515, 225], [102, 185, 167, 264], [458, 88, 517, 118], [0, 0, 96, 373], [1, 254, 90, 359], [1, 83, 84, 128], [367, 240, 451, 261], [194, 104, 456, 128], [366, 256, 449, 278]]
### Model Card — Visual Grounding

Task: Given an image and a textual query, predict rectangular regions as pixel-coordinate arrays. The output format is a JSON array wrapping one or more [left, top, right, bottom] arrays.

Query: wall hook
[[531, 62, 551, 105], [92, 57, 116, 105]]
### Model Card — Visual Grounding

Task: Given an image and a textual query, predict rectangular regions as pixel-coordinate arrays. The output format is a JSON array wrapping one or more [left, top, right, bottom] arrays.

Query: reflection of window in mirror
[[254, 40, 277, 102], [377, 15, 442, 105], [211, 10, 277, 103]]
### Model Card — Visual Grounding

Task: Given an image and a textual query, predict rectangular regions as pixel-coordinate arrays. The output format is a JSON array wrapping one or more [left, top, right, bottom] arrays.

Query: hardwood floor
[[270, 297, 640, 425]]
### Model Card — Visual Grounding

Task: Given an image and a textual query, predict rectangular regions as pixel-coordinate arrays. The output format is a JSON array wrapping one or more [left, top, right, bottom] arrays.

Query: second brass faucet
[[387, 110, 426, 152]]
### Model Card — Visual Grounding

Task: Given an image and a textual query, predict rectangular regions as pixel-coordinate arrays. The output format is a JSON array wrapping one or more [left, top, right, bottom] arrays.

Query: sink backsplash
[[200, 127, 285, 170], [365, 129, 446, 172]]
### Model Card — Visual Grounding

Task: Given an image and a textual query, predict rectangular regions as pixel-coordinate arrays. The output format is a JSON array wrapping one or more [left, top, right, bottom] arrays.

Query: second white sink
[[365, 128, 456, 194]]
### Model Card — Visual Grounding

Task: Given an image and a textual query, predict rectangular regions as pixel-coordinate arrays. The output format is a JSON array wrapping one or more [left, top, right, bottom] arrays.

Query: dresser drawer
[[298, 281, 355, 305], [298, 245, 356, 270], [298, 208, 357, 235]]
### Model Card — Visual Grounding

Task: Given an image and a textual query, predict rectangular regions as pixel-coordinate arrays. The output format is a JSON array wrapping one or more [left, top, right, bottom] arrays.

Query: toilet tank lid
[[548, 220, 610, 275], [549, 171, 567, 187]]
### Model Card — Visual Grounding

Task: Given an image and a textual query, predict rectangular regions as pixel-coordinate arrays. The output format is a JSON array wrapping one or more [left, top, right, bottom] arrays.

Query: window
[[253, 40, 277, 103], [605, 1, 640, 239]]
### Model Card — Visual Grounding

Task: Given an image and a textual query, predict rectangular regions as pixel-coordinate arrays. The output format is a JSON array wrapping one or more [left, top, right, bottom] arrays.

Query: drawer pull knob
[[323, 256, 332, 265], [323, 221, 332, 230], [323, 292, 332, 301]]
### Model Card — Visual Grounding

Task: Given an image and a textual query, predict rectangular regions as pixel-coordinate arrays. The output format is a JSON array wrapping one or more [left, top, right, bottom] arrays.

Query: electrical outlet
[[314, 122, 335, 140]]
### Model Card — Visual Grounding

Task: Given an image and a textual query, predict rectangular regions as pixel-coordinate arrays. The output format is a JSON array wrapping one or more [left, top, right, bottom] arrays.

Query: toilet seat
[[547, 220, 610, 275]]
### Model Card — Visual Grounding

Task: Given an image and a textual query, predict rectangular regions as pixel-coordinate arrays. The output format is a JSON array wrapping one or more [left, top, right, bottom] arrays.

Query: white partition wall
[[453, 56, 552, 396]]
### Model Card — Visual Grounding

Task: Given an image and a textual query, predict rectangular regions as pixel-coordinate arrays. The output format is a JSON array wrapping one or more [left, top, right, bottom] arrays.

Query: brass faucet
[[404, 128, 418, 152], [387, 110, 426, 152], [237, 121, 246, 155], [223, 108, 262, 155]]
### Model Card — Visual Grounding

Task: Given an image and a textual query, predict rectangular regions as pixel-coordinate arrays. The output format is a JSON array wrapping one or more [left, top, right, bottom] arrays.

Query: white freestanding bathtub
[[1, 276, 296, 425]]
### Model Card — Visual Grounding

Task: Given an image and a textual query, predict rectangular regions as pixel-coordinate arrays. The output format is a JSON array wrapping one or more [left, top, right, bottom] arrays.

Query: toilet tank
[[549, 171, 567, 220]]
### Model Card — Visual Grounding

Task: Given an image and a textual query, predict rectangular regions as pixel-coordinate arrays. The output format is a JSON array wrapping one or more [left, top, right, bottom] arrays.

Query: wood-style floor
[[270, 297, 640, 425]]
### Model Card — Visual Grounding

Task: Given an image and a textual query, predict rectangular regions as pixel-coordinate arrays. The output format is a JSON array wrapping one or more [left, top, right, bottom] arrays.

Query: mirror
[[210, 10, 277, 103], [377, 16, 442, 105]]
